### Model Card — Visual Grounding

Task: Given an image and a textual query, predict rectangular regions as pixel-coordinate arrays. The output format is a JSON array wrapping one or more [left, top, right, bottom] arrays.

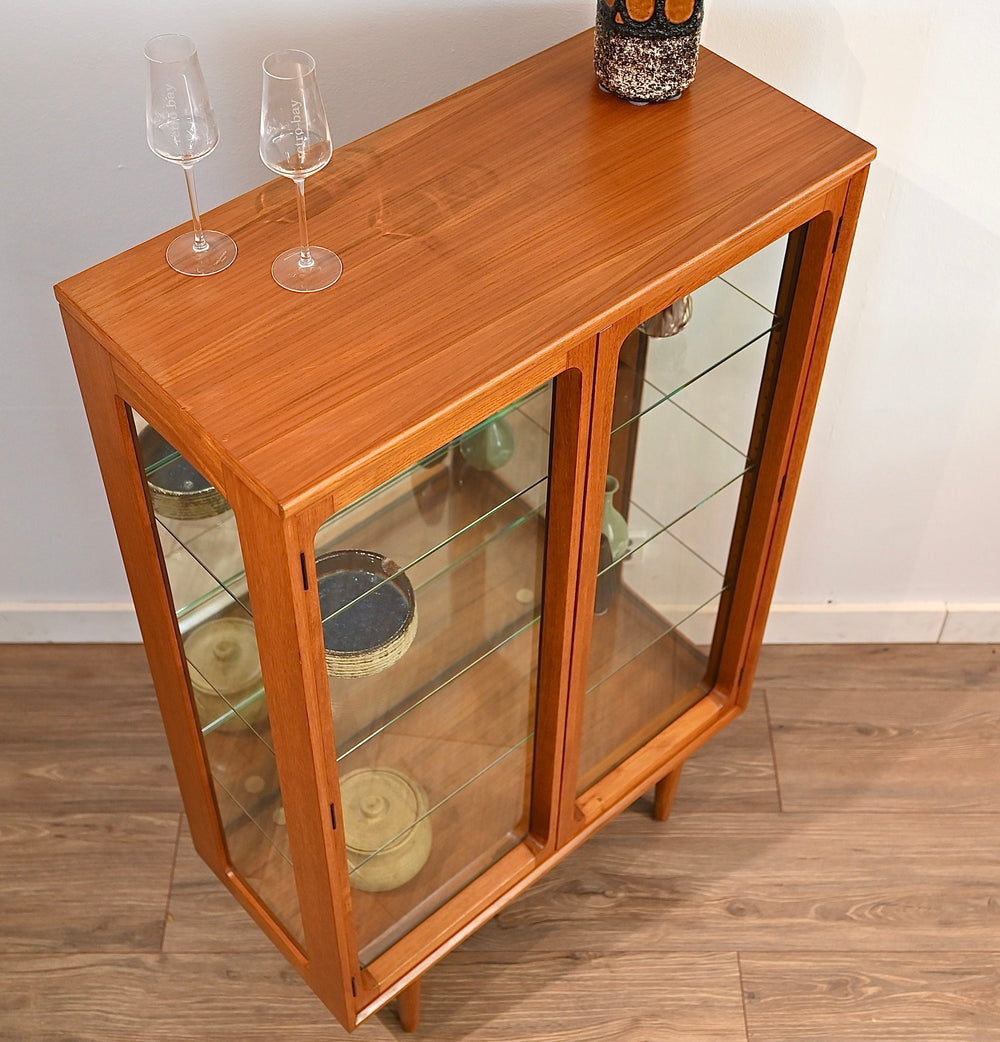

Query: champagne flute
[[144, 34, 236, 276], [259, 50, 342, 292]]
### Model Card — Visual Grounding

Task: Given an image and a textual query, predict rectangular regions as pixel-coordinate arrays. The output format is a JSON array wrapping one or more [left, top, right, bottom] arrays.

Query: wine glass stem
[[182, 162, 209, 252], [294, 178, 315, 269]]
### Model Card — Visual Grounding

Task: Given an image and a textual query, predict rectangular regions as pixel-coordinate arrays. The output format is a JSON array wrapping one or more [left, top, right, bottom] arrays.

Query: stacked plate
[[316, 550, 417, 677], [137, 425, 229, 520]]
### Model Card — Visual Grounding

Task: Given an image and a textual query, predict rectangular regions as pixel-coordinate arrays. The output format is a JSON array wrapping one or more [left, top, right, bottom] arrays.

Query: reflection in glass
[[578, 239, 786, 792], [130, 410, 304, 947], [314, 384, 552, 963]]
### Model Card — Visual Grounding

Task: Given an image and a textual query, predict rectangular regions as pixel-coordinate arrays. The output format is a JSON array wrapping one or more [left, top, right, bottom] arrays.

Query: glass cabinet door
[[576, 238, 789, 793], [312, 383, 553, 965], [130, 412, 304, 947]]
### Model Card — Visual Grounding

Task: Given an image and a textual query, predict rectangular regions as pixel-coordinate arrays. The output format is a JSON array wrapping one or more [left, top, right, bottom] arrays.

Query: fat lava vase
[[595, 0, 704, 103]]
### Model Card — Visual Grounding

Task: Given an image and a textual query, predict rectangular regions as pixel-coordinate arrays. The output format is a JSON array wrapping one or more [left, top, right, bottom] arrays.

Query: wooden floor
[[2, 643, 999, 1040]]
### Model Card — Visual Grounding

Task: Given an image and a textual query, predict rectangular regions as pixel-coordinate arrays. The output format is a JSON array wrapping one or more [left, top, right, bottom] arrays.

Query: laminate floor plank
[[0, 952, 353, 1042], [755, 644, 1000, 691], [0, 813, 180, 953], [416, 950, 747, 1040], [463, 810, 1000, 953], [768, 686, 1000, 812], [740, 951, 1000, 1040], [0, 686, 163, 743], [0, 644, 153, 690], [162, 823, 276, 953], [0, 749, 181, 815], [4, 642, 1000, 1040], [0, 949, 747, 1042], [667, 692, 779, 812], [0, 652, 179, 814]]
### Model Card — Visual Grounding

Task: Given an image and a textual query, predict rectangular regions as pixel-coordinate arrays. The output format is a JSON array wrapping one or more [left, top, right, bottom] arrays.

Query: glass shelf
[[130, 407, 302, 947], [576, 237, 785, 794], [618, 271, 778, 426], [718, 234, 789, 313], [589, 508, 729, 695], [314, 385, 552, 967], [322, 487, 546, 754], [578, 492, 736, 791], [315, 384, 552, 565], [213, 782, 301, 945], [354, 733, 532, 965], [314, 385, 551, 753], [130, 410, 248, 619], [202, 719, 289, 862], [609, 389, 753, 552], [156, 512, 250, 619]]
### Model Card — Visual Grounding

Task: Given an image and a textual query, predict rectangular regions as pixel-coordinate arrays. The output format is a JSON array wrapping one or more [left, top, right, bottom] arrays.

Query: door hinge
[[351, 977, 357, 997], [831, 214, 844, 254], [300, 552, 309, 590], [330, 803, 337, 829]]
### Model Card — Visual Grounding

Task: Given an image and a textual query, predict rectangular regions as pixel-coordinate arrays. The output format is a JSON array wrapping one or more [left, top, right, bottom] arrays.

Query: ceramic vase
[[601, 475, 630, 562], [596, 475, 629, 614], [594, 0, 704, 104], [459, 416, 515, 471]]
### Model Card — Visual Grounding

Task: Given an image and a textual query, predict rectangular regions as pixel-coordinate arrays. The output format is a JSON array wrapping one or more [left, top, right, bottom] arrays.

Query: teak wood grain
[[54, 28, 875, 1033], [55, 32, 872, 516]]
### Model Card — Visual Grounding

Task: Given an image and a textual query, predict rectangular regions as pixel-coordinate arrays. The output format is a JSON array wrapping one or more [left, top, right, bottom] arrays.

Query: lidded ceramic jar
[[340, 768, 432, 892], [182, 616, 267, 731]]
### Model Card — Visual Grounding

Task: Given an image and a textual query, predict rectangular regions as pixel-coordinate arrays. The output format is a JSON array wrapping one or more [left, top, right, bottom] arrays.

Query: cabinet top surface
[[57, 31, 873, 511]]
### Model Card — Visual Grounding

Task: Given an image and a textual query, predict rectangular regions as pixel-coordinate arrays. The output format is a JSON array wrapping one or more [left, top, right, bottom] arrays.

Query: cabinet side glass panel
[[313, 384, 552, 965], [129, 410, 304, 947], [577, 238, 787, 792]]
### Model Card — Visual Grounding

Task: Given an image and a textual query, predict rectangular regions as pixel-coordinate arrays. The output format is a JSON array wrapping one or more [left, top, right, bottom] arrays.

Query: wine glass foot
[[166, 231, 237, 276], [271, 247, 343, 292]]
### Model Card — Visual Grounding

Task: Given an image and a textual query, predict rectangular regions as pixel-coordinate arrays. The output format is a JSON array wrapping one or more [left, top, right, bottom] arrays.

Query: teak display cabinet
[[56, 31, 874, 1032]]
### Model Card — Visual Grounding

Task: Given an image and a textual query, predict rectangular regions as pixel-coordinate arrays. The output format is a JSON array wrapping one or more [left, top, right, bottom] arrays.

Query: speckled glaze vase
[[594, 0, 704, 104]]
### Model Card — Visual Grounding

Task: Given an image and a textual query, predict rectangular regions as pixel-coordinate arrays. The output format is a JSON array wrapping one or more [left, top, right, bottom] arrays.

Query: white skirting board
[[0, 603, 141, 643], [653, 602, 1000, 647], [0, 601, 998, 644], [763, 603, 1000, 645]]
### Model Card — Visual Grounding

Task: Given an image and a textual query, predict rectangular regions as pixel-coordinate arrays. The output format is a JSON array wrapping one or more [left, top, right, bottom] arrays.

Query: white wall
[[0, 0, 997, 642], [702, 1, 1000, 641]]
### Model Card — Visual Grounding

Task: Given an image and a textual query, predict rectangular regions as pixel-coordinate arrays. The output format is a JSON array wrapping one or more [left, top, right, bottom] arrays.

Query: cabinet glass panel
[[313, 384, 551, 965], [577, 238, 787, 792], [130, 412, 304, 946]]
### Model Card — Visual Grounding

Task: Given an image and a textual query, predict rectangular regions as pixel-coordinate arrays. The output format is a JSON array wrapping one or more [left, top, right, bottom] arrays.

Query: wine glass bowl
[[144, 34, 236, 276], [260, 49, 342, 292]]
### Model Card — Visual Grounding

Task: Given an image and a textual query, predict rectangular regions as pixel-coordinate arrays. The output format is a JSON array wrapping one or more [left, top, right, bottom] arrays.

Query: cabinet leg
[[653, 767, 683, 822], [397, 978, 421, 1033]]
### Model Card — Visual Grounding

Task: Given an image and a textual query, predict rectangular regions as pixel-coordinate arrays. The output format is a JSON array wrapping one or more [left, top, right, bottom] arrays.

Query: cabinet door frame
[[331, 340, 594, 1018], [59, 316, 326, 996], [558, 171, 870, 842]]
